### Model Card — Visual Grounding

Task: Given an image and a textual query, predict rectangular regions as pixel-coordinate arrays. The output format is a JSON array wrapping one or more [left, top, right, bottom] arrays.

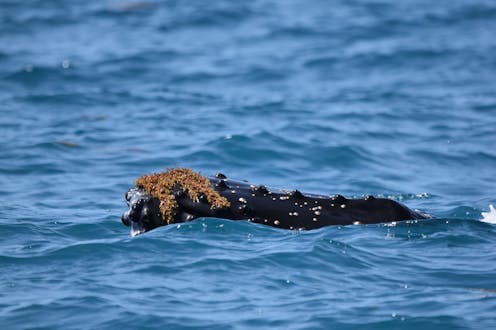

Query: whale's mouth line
[[131, 221, 146, 237]]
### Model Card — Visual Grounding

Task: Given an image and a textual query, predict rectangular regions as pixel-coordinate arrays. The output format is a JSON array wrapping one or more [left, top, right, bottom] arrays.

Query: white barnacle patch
[[330, 203, 335, 207], [279, 196, 290, 201], [274, 220, 280, 225], [264, 219, 268, 223], [312, 217, 318, 222], [340, 204, 346, 208], [314, 211, 321, 216], [231, 190, 236, 194], [238, 197, 247, 203], [353, 221, 361, 225], [304, 202, 308, 205], [272, 197, 276, 201], [288, 211, 299, 217]]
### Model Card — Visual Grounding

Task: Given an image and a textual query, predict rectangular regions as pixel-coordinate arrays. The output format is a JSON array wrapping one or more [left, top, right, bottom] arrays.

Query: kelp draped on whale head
[[135, 168, 230, 224], [121, 168, 430, 236]]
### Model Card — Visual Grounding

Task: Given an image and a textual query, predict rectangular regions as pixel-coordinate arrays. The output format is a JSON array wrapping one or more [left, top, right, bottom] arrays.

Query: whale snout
[[121, 212, 131, 226]]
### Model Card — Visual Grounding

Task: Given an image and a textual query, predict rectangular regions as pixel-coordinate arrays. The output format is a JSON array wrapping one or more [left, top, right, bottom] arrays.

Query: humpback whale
[[121, 168, 429, 236]]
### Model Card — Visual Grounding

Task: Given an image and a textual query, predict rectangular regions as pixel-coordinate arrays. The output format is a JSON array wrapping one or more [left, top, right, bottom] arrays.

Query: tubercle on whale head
[[289, 189, 304, 199], [251, 184, 269, 196]]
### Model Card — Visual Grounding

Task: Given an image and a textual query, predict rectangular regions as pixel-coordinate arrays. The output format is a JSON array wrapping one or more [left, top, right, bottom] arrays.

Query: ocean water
[[1, 0, 496, 329]]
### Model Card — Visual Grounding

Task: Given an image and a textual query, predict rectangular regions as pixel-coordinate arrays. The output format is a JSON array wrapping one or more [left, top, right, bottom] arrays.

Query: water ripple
[[2, 0, 496, 329]]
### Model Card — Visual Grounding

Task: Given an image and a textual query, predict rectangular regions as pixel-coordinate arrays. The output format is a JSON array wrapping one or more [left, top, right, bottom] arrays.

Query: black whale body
[[121, 173, 429, 235]]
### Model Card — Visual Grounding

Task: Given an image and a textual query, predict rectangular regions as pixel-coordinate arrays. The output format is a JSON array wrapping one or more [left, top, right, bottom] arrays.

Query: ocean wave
[[2, 0, 496, 328]]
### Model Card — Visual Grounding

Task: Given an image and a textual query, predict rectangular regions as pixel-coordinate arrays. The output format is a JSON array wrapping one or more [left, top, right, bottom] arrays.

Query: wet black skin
[[122, 173, 430, 235]]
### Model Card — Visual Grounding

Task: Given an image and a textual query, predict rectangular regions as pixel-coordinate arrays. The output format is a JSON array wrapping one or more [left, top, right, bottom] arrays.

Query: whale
[[121, 169, 430, 236]]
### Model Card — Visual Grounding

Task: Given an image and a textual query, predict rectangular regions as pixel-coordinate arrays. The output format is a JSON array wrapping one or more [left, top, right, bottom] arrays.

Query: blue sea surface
[[1, 0, 496, 329]]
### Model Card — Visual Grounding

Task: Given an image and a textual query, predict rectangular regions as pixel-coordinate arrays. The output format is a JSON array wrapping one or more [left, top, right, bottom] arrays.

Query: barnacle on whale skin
[[135, 168, 231, 224]]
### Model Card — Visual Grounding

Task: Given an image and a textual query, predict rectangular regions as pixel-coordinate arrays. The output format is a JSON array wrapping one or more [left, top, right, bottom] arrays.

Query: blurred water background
[[1, 0, 496, 329]]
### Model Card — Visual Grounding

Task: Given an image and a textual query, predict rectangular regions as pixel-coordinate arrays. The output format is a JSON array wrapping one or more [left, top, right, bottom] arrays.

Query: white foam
[[481, 204, 496, 224]]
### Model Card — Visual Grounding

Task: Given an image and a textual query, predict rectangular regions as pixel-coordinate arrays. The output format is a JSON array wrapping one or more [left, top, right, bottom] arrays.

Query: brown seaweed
[[135, 168, 230, 224]]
